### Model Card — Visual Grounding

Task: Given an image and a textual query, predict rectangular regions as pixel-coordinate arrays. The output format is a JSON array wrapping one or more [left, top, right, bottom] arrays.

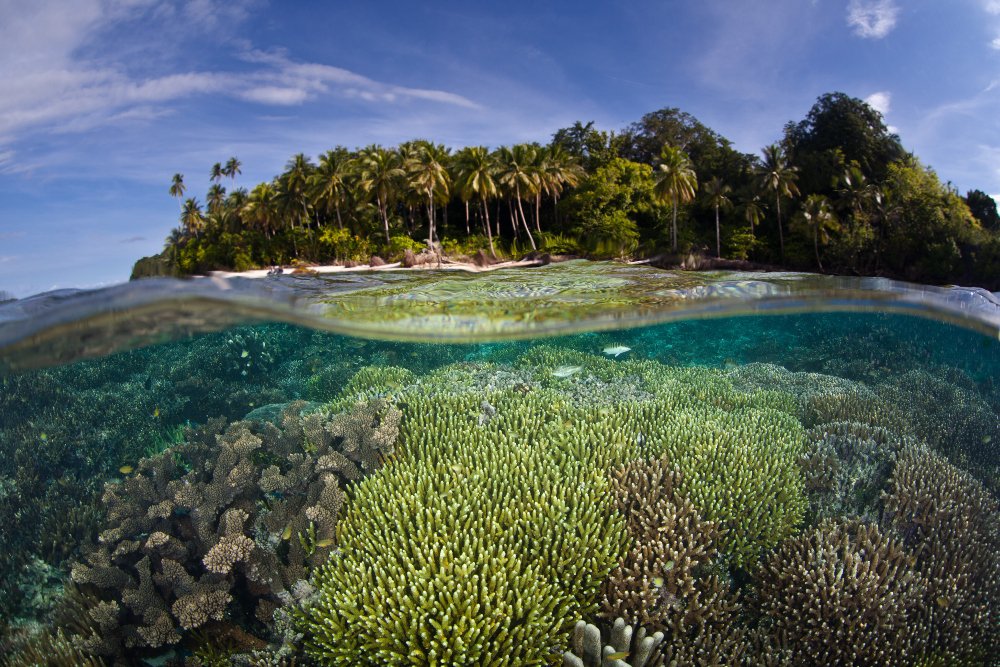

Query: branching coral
[[882, 446, 1000, 664], [68, 401, 391, 657], [599, 456, 747, 664], [755, 519, 929, 666], [294, 387, 630, 665]]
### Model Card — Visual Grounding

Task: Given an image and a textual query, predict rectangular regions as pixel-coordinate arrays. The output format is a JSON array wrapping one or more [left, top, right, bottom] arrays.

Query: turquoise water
[[0, 264, 997, 665]]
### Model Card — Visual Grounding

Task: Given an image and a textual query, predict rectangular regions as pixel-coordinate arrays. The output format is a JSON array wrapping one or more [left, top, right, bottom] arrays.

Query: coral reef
[[755, 519, 929, 666], [882, 446, 1000, 664], [295, 385, 631, 664], [563, 617, 665, 667], [1, 629, 104, 667], [599, 457, 746, 664], [68, 400, 395, 658]]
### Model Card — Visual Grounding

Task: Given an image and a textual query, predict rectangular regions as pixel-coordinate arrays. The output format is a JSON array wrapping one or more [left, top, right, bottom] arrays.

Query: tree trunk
[[335, 201, 343, 230], [379, 194, 391, 244], [814, 227, 823, 271], [535, 193, 541, 233], [482, 197, 496, 258], [776, 195, 784, 262], [671, 194, 678, 253], [465, 201, 470, 236], [514, 185, 537, 250], [715, 206, 721, 257]]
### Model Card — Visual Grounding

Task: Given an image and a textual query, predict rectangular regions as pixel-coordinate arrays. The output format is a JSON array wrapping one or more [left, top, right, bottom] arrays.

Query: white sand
[[205, 257, 547, 280]]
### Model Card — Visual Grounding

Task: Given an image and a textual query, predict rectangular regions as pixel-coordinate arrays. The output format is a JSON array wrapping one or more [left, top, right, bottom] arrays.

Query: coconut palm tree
[[406, 141, 451, 247], [794, 194, 838, 271], [206, 183, 226, 215], [180, 198, 205, 237], [279, 153, 315, 231], [210, 162, 224, 184], [654, 145, 698, 252], [703, 176, 732, 257], [742, 196, 765, 239], [540, 144, 584, 224], [358, 145, 405, 244], [757, 144, 799, 262], [223, 156, 242, 183], [311, 148, 352, 230], [169, 173, 186, 207], [454, 146, 499, 257], [496, 145, 537, 250], [244, 182, 280, 238]]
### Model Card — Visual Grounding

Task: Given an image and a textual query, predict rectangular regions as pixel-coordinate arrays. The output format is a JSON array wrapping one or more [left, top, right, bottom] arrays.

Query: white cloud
[[865, 91, 891, 116], [0, 0, 479, 150], [986, 0, 1000, 14], [847, 0, 900, 38]]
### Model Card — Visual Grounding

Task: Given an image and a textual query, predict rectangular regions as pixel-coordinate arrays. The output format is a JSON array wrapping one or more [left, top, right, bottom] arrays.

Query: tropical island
[[132, 92, 1000, 290]]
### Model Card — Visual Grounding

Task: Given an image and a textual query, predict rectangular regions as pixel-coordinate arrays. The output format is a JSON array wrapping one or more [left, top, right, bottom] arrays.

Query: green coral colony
[[0, 312, 998, 666]]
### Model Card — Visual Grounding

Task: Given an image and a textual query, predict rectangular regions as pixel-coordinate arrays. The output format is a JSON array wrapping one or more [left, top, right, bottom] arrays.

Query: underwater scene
[[0, 263, 998, 666]]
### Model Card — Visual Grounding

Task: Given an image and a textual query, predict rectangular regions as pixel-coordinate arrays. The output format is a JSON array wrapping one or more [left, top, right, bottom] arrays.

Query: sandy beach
[[206, 256, 554, 280]]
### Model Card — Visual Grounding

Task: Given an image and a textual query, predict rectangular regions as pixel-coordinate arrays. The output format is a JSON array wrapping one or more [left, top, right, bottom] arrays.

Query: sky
[[1, 0, 999, 297]]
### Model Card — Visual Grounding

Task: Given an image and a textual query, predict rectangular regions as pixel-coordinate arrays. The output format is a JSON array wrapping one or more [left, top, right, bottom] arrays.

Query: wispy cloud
[[119, 236, 146, 243], [847, 0, 900, 38], [0, 1, 479, 149]]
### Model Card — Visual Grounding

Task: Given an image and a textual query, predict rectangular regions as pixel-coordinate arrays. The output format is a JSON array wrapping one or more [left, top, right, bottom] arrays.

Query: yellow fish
[[119, 465, 134, 474], [153, 407, 160, 418], [606, 651, 629, 660], [39, 433, 47, 441], [652, 577, 664, 587], [281, 525, 293, 541], [936, 596, 951, 608], [315, 538, 334, 548]]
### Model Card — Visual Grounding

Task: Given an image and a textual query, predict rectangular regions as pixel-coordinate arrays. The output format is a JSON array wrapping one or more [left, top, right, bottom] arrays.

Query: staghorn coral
[[882, 446, 1000, 664], [599, 456, 747, 665], [755, 519, 929, 666], [563, 617, 665, 667], [799, 421, 914, 523], [68, 401, 390, 658], [294, 386, 631, 665], [1, 629, 104, 667]]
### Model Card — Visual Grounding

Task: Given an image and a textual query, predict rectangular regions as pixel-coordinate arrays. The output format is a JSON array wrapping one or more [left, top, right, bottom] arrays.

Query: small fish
[[983, 435, 992, 444], [652, 577, 664, 587], [936, 596, 951, 608], [602, 345, 631, 358], [606, 651, 629, 660], [119, 465, 134, 474], [241, 350, 249, 358], [664, 559, 675, 571], [153, 407, 160, 418], [315, 538, 334, 548], [281, 524, 293, 541], [39, 433, 47, 441], [551, 365, 582, 378]]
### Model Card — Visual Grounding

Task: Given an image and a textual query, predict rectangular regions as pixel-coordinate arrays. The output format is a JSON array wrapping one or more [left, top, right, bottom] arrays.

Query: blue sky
[[1, 0, 999, 297]]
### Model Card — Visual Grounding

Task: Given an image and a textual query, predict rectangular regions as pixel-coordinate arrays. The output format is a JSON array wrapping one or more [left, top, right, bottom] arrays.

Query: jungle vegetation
[[142, 92, 1000, 289]]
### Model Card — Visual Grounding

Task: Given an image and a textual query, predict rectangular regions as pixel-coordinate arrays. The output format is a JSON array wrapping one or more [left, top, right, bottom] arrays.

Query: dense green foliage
[[150, 92, 999, 288]]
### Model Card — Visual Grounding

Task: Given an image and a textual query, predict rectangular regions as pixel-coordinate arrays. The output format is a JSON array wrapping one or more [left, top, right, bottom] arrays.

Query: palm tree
[[540, 144, 584, 224], [244, 182, 280, 238], [406, 141, 451, 247], [180, 198, 205, 237], [206, 183, 226, 214], [210, 162, 224, 184], [742, 196, 765, 239], [757, 144, 799, 262], [223, 156, 242, 183], [311, 148, 352, 230], [358, 145, 405, 244], [279, 153, 315, 231], [169, 173, 186, 207], [794, 194, 838, 271], [454, 146, 499, 257], [496, 145, 537, 250], [703, 176, 732, 257], [653, 145, 698, 252]]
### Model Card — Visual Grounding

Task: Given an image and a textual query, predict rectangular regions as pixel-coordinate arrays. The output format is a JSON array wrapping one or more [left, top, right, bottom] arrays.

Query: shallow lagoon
[[0, 263, 997, 666]]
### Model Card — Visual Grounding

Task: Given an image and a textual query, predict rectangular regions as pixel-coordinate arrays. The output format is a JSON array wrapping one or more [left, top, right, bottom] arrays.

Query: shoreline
[[205, 255, 560, 280]]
